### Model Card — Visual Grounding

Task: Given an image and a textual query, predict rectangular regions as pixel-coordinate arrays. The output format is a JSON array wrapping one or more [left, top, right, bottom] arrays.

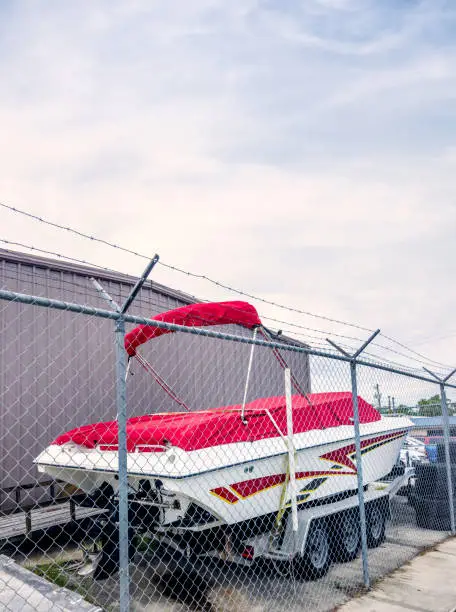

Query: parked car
[[400, 436, 427, 466]]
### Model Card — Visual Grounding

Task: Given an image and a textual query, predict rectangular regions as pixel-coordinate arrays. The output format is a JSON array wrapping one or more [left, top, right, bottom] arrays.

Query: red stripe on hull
[[211, 430, 406, 502], [210, 487, 239, 504]]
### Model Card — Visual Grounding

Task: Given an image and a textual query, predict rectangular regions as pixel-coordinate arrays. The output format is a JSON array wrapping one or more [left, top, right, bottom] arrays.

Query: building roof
[[0, 247, 195, 305], [410, 416, 456, 427], [0, 247, 309, 349]]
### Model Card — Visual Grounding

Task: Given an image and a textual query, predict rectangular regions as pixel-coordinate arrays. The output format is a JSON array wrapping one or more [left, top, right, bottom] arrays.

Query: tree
[[417, 395, 441, 416], [395, 404, 411, 415]]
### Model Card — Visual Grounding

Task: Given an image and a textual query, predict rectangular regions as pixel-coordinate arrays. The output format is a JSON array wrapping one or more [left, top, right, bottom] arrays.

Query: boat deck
[[0, 501, 105, 541]]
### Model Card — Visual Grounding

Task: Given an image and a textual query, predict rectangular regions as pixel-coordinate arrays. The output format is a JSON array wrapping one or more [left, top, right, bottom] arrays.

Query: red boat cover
[[125, 301, 261, 356], [53, 392, 381, 452]]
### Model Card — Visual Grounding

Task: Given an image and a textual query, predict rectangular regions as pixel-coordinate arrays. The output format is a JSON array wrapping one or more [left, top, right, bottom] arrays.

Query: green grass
[[30, 561, 99, 606], [32, 561, 72, 588], [135, 534, 156, 553]]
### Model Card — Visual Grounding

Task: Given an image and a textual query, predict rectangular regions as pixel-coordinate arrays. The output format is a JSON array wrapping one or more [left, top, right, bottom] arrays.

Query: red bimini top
[[124, 300, 261, 357], [52, 392, 381, 453]]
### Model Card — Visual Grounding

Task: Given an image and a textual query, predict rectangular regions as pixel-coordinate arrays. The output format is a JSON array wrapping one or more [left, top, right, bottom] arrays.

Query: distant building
[[410, 416, 456, 438]]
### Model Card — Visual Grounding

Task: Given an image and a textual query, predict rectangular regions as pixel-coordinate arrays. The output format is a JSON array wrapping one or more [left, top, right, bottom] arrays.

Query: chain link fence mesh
[[0, 276, 455, 612]]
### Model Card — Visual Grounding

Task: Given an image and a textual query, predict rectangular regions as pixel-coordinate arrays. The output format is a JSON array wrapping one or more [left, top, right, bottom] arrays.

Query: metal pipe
[[327, 332, 378, 589], [90, 277, 121, 312], [1, 288, 455, 388], [121, 254, 159, 314], [135, 353, 190, 412], [423, 367, 456, 536], [444, 368, 456, 383], [285, 369, 298, 533], [115, 316, 130, 612], [326, 338, 351, 358], [353, 329, 381, 359], [260, 327, 309, 396], [350, 360, 370, 589], [440, 382, 455, 535], [115, 255, 159, 611], [125, 357, 132, 382], [241, 328, 258, 424]]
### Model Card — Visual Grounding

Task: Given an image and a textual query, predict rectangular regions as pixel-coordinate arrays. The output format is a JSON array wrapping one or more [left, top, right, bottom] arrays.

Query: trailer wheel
[[333, 511, 360, 562], [366, 504, 386, 548], [294, 520, 331, 580]]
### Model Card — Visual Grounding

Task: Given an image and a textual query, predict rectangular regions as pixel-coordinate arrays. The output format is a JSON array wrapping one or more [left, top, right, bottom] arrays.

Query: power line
[[0, 264, 450, 375], [4, 239, 442, 364], [409, 331, 456, 347], [159, 259, 373, 332], [1, 201, 454, 371], [1, 240, 362, 343], [0, 202, 148, 260], [0, 201, 373, 332], [379, 332, 452, 370]]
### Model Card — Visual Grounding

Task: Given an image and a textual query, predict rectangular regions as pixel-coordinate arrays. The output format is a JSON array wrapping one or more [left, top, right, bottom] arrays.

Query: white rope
[[241, 327, 258, 424]]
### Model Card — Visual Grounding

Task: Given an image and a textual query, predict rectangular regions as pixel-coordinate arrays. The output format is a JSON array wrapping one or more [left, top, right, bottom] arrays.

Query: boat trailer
[[75, 467, 414, 581]]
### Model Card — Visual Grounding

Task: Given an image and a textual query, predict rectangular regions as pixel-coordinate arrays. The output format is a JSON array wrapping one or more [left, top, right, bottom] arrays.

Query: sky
[[1, 0, 456, 398]]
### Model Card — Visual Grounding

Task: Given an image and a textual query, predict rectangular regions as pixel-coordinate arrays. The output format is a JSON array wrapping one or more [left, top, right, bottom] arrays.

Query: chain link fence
[[1, 269, 455, 612]]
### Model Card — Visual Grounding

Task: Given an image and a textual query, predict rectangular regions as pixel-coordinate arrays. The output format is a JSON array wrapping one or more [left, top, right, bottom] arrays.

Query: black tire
[[412, 494, 454, 531], [294, 520, 331, 580], [366, 504, 386, 548], [332, 510, 360, 562], [436, 443, 456, 464], [415, 463, 456, 499]]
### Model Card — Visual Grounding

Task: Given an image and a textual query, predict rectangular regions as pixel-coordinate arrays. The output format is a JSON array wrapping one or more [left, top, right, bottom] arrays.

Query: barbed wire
[[1, 268, 450, 378], [1, 201, 454, 371], [0, 245, 452, 373], [0, 239, 373, 343], [2, 246, 451, 372], [379, 332, 452, 372], [0, 201, 373, 331]]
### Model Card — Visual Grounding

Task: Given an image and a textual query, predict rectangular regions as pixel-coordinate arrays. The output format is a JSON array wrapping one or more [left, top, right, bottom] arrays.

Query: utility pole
[[374, 383, 382, 412], [392, 397, 396, 413]]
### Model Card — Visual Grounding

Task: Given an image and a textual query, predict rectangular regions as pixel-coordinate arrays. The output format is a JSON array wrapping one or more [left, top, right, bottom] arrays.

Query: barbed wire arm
[[90, 277, 121, 313], [423, 367, 456, 384], [120, 255, 159, 315], [95, 255, 159, 612]]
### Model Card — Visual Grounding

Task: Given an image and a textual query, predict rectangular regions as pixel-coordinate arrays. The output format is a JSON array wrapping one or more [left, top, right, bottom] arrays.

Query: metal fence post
[[115, 314, 130, 612], [424, 367, 456, 536], [350, 360, 370, 588], [439, 382, 455, 535], [327, 330, 381, 591], [92, 256, 160, 612]]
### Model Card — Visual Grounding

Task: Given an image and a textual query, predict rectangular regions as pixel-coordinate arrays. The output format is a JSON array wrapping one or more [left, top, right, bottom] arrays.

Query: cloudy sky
[[1, 0, 456, 387]]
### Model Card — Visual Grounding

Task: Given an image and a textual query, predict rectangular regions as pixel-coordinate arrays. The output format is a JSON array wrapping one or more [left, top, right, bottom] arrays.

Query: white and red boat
[[36, 301, 411, 530]]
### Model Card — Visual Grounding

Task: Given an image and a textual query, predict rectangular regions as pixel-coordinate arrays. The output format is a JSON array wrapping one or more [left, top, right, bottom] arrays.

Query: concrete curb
[[0, 554, 102, 611]]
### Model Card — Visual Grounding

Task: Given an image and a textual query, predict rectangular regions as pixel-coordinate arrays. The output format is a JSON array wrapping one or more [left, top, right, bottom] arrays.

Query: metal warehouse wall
[[0, 249, 310, 510]]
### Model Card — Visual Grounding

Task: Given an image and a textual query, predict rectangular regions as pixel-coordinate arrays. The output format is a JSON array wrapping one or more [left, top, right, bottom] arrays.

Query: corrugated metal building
[[0, 248, 311, 511]]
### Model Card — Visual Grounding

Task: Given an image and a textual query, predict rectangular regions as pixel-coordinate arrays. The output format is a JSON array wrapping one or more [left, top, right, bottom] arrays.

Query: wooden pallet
[[0, 502, 105, 540]]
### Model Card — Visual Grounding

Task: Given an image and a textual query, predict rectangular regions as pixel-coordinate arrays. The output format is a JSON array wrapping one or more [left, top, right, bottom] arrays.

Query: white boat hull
[[36, 417, 410, 526]]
